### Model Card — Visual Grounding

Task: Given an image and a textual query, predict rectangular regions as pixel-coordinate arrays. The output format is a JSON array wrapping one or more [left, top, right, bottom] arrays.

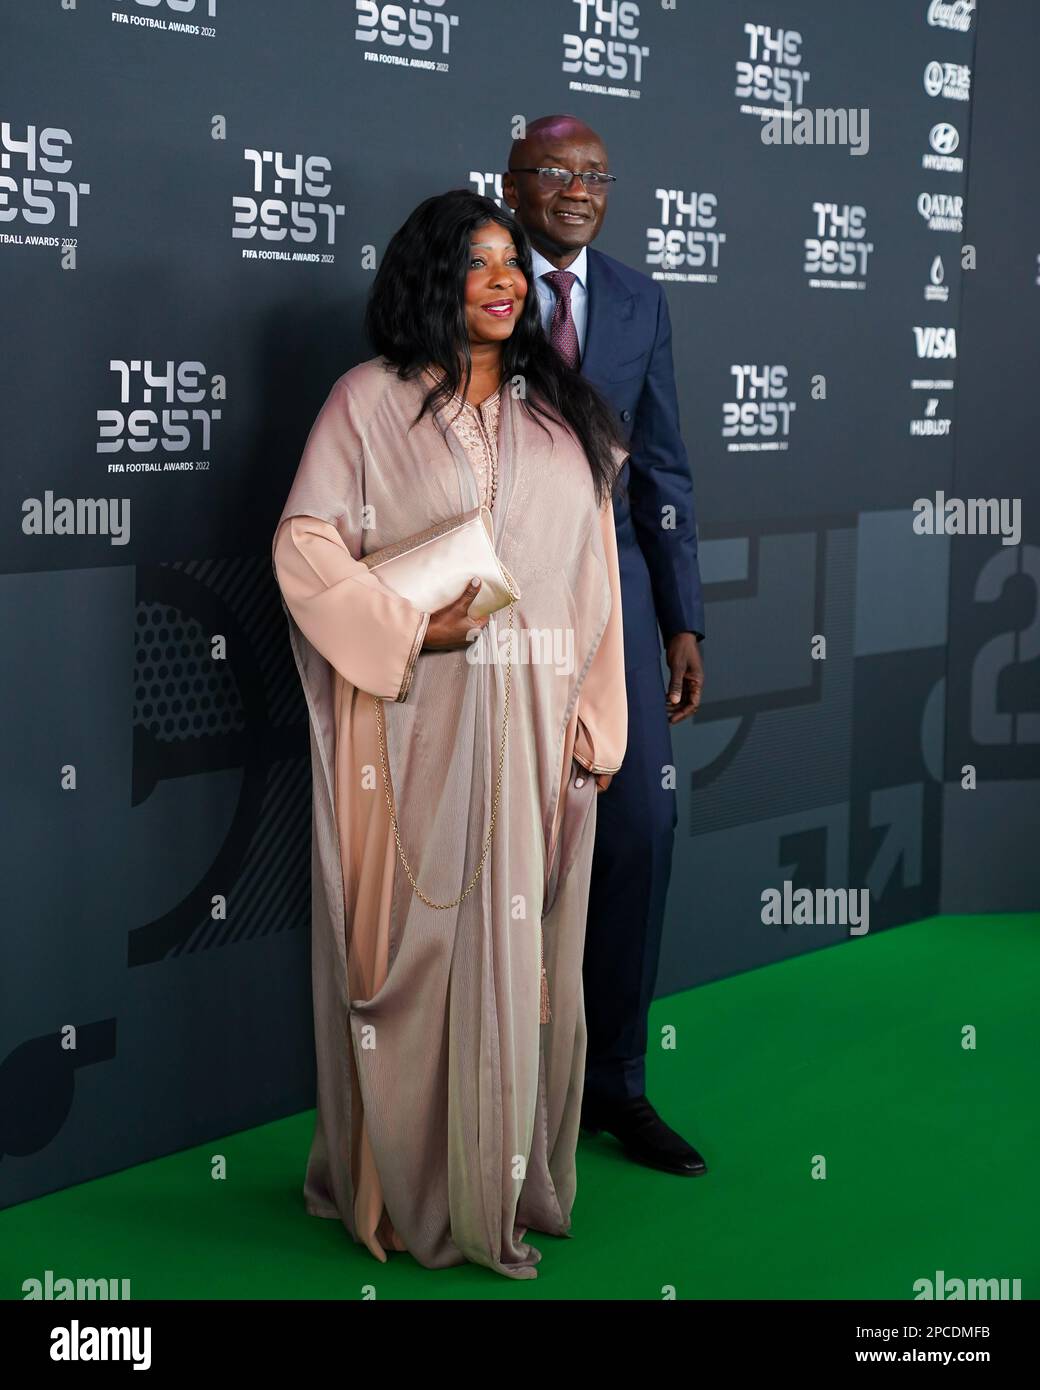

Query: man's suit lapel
[[580, 249, 636, 387]]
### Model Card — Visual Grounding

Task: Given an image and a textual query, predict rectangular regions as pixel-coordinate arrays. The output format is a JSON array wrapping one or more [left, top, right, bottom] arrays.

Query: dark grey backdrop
[[2, 0, 1035, 1208]]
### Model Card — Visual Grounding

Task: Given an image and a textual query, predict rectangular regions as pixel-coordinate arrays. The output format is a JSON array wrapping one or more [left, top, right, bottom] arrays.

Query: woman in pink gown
[[272, 190, 628, 1280]]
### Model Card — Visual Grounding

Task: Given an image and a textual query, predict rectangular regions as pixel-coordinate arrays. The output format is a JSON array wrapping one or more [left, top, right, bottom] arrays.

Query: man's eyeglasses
[[509, 167, 617, 192]]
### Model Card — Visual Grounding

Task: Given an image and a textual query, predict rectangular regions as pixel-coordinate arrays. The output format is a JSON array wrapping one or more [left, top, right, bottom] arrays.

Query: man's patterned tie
[[542, 269, 580, 369]]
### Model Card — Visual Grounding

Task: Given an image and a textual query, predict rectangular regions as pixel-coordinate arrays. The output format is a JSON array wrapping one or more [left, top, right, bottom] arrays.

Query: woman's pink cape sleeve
[[271, 379, 430, 702]]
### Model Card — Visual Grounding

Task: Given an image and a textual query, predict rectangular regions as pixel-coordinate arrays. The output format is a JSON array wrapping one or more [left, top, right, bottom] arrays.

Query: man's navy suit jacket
[[579, 247, 705, 672]]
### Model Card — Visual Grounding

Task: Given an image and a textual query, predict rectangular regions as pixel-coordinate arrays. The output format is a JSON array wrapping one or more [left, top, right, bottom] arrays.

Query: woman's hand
[[573, 764, 613, 793], [421, 578, 489, 651]]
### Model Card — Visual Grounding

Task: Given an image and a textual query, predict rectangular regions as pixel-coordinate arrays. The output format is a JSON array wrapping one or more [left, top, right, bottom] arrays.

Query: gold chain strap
[[373, 602, 515, 911]]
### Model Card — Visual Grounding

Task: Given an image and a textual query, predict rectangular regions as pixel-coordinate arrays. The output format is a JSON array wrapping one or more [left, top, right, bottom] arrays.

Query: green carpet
[[4, 914, 1037, 1299]]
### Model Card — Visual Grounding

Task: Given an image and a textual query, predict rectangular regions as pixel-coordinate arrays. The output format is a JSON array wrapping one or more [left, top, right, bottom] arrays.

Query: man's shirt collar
[[531, 243, 588, 288]]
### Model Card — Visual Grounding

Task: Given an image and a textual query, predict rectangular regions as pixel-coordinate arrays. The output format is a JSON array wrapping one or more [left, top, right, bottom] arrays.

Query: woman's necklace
[[472, 392, 499, 511], [424, 363, 501, 510]]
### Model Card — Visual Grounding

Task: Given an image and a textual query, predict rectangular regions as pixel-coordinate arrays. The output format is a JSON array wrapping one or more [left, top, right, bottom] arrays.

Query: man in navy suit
[[503, 115, 708, 1176]]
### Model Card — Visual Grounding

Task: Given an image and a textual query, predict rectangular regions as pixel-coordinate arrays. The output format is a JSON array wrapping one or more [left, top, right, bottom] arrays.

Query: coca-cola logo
[[926, 0, 975, 34]]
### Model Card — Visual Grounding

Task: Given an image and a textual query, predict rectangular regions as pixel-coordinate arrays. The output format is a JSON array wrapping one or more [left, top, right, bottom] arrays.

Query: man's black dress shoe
[[580, 1094, 708, 1176]]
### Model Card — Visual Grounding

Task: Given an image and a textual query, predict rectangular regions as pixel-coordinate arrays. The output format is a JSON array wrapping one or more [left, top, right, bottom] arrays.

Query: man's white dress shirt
[[530, 244, 589, 357]]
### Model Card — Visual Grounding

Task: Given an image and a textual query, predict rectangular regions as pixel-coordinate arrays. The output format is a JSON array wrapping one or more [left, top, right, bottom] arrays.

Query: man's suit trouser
[[582, 655, 677, 1105]]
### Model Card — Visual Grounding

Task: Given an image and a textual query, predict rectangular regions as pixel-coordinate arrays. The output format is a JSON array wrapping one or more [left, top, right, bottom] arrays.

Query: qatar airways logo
[[803, 202, 873, 290], [917, 190, 963, 231], [735, 23, 810, 116], [0, 121, 90, 231], [232, 148, 345, 255], [646, 188, 727, 285], [563, 0, 650, 99], [722, 365, 796, 452], [355, 1, 460, 71], [927, 1, 975, 34], [97, 361, 224, 472]]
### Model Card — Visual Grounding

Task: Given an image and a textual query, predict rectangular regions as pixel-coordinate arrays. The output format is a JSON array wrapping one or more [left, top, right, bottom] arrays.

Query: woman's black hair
[[364, 188, 624, 506]]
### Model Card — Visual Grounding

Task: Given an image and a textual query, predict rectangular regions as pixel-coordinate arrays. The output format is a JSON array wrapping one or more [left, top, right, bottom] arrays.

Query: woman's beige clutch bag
[[359, 504, 521, 619]]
